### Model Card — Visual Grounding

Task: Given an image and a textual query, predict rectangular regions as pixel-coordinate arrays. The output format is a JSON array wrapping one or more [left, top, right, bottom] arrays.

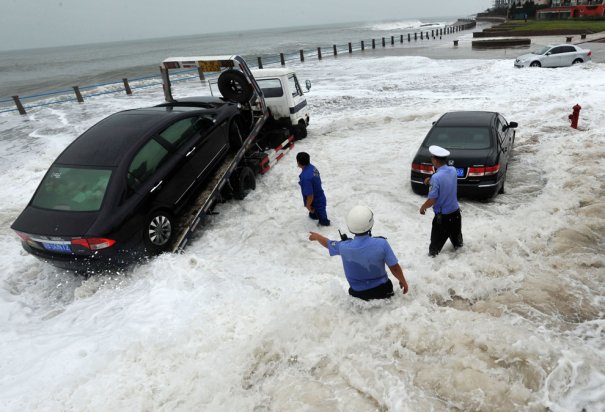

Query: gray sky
[[0, 0, 492, 51]]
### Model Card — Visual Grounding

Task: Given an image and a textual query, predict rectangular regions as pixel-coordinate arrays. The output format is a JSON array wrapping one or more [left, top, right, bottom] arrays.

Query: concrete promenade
[[366, 21, 605, 63]]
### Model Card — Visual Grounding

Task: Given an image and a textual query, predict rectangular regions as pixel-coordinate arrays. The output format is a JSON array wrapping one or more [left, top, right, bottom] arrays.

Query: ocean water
[[0, 18, 456, 99], [1, 22, 604, 412]]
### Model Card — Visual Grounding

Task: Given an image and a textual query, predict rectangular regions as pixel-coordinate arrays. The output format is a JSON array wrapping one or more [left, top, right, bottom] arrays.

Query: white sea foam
[[367, 19, 450, 31], [0, 55, 604, 411]]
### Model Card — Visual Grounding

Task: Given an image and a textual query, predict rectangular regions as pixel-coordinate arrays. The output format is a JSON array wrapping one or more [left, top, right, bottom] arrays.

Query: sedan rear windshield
[[424, 127, 492, 150], [32, 166, 112, 212]]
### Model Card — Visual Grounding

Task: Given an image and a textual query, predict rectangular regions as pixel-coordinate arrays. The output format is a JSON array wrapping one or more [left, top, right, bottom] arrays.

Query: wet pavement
[[363, 22, 605, 63]]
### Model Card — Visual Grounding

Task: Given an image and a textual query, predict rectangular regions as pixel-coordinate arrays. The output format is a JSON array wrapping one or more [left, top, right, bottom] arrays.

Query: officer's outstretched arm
[[388, 263, 409, 294], [309, 232, 329, 249]]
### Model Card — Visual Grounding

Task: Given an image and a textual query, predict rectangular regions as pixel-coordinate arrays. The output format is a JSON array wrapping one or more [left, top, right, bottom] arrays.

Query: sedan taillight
[[588, 50, 592, 57], [71, 238, 116, 250], [468, 164, 500, 177], [411, 163, 434, 174]]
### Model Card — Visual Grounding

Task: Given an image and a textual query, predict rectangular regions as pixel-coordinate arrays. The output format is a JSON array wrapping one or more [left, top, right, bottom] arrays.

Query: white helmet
[[346, 205, 374, 234]]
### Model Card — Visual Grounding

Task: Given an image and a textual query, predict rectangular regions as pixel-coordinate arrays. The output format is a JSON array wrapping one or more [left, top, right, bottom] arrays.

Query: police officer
[[297, 152, 330, 226], [419, 145, 463, 257], [308, 205, 408, 300]]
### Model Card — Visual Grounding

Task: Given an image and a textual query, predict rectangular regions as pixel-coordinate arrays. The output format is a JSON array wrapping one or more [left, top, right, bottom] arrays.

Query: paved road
[[366, 22, 605, 63]]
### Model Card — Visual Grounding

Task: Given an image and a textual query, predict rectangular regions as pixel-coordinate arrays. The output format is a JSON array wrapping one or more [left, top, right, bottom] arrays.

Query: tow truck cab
[[211, 68, 311, 139]]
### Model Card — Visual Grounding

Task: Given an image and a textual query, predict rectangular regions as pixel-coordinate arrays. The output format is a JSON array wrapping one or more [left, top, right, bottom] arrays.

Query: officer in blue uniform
[[297, 152, 330, 226], [308, 205, 408, 300], [419, 145, 463, 257]]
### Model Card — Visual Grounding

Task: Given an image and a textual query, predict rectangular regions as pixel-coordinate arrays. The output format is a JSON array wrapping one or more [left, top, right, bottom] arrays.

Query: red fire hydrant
[[569, 104, 581, 129]]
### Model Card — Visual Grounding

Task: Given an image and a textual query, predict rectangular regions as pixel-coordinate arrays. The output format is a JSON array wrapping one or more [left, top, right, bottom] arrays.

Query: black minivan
[[410, 111, 518, 199], [12, 97, 246, 270]]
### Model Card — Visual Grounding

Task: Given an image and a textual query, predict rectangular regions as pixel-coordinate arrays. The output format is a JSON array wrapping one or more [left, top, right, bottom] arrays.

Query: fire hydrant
[[569, 104, 581, 129]]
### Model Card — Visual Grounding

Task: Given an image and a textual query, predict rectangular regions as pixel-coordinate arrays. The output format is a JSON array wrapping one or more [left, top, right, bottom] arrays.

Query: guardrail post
[[382, 37, 385, 47], [400, 34, 403, 43], [12, 96, 26, 115], [348, 42, 352, 53], [361, 40, 365, 51], [431, 29, 434, 38], [73, 86, 84, 103], [317, 47, 322, 60], [391, 36, 394, 45], [299, 49, 304, 62], [372, 39, 375, 49], [454, 40, 459, 46], [415, 32, 417, 40], [160, 66, 174, 102], [257, 57, 263, 69], [408, 33, 411, 42], [280, 53, 285, 66], [421, 32, 424, 40], [581, 33, 587, 39], [197, 67, 205, 82], [122, 78, 132, 95], [332, 44, 336, 56]]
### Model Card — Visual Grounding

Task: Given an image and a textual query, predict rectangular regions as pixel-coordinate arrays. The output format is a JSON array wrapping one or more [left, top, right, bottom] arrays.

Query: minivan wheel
[[572, 58, 583, 65], [144, 211, 174, 255], [232, 166, 256, 200], [218, 70, 254, 103], [530, 61, 541, 68]]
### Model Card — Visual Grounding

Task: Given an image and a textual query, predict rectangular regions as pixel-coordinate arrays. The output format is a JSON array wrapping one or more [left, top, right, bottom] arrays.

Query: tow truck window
[[32, 166, 112, 212], [256, 79, 284, 98], [287, 75, 303, 97], [127, 139, 169, 189]]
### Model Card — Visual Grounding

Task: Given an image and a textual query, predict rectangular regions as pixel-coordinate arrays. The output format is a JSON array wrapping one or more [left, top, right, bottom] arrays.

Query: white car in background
[[514, 44, 592, 68]]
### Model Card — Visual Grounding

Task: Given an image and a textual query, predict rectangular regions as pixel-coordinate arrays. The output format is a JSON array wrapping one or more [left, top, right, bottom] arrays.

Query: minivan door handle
[[150, 181, 163, 193], [186, 146, 196, 157]]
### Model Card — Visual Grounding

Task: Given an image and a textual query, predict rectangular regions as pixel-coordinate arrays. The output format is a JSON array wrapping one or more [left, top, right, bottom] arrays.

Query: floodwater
[[0, 35, 604, 411]]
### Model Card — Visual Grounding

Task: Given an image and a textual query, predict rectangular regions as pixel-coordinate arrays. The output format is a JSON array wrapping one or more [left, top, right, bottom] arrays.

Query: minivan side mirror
[[305, 80, 311, 91]]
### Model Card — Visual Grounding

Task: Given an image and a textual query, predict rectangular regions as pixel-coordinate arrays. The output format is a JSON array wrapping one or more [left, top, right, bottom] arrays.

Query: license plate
[[42, 242, 71, 253], [456, 168, 465, 177]]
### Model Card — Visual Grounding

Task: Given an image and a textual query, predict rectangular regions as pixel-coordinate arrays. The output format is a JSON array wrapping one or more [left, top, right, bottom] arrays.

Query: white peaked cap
[[429, 145, 450, 157]]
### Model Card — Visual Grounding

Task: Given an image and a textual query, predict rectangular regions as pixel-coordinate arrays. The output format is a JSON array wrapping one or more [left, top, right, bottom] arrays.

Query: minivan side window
[[127, 139, 169, 189]]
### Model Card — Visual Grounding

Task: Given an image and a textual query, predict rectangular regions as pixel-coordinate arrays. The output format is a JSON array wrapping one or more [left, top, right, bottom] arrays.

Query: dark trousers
[[349, 279, 394, 301], [429, 209, 463, 256], [309, 205, 330, 225]]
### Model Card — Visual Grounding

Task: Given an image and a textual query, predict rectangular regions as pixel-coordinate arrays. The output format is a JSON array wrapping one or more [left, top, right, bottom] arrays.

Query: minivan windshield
[[32, 166, 112, 211], [424, 127, 492, 150]]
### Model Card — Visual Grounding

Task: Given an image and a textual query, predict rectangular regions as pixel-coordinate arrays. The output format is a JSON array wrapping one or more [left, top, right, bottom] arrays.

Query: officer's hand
[[424, 177, 431, 185], [399, 281, 409, 294], [419, 206, 426, 215], [308, 232, 321, 241]]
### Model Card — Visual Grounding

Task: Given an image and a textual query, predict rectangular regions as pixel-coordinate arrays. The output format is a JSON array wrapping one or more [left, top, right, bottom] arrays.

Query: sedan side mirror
[[546, 52, 551, 56], [195, 117, 215, 130], [509, 121, 518, 128], [305, 80, 312, 91]]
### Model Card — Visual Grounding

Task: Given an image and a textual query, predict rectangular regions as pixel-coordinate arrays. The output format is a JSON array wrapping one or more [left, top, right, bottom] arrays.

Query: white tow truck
[[159, 55, 310, 252]]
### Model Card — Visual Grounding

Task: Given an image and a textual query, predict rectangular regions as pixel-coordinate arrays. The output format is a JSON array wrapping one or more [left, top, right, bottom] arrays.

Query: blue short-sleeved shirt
[[298, 164, 326, 207], [327, 235, 398, 291], [428, 165, 459, 214]]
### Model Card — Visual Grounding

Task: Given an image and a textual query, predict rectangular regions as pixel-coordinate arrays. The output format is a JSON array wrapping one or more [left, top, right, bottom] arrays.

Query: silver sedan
[[514, 44, 592, 68]]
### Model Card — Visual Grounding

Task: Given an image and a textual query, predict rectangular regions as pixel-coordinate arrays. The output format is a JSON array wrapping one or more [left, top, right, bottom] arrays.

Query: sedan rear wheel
[[530, 61, 541, 68], [144, 211, 174, 255], [572, 58, 583, 65]]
